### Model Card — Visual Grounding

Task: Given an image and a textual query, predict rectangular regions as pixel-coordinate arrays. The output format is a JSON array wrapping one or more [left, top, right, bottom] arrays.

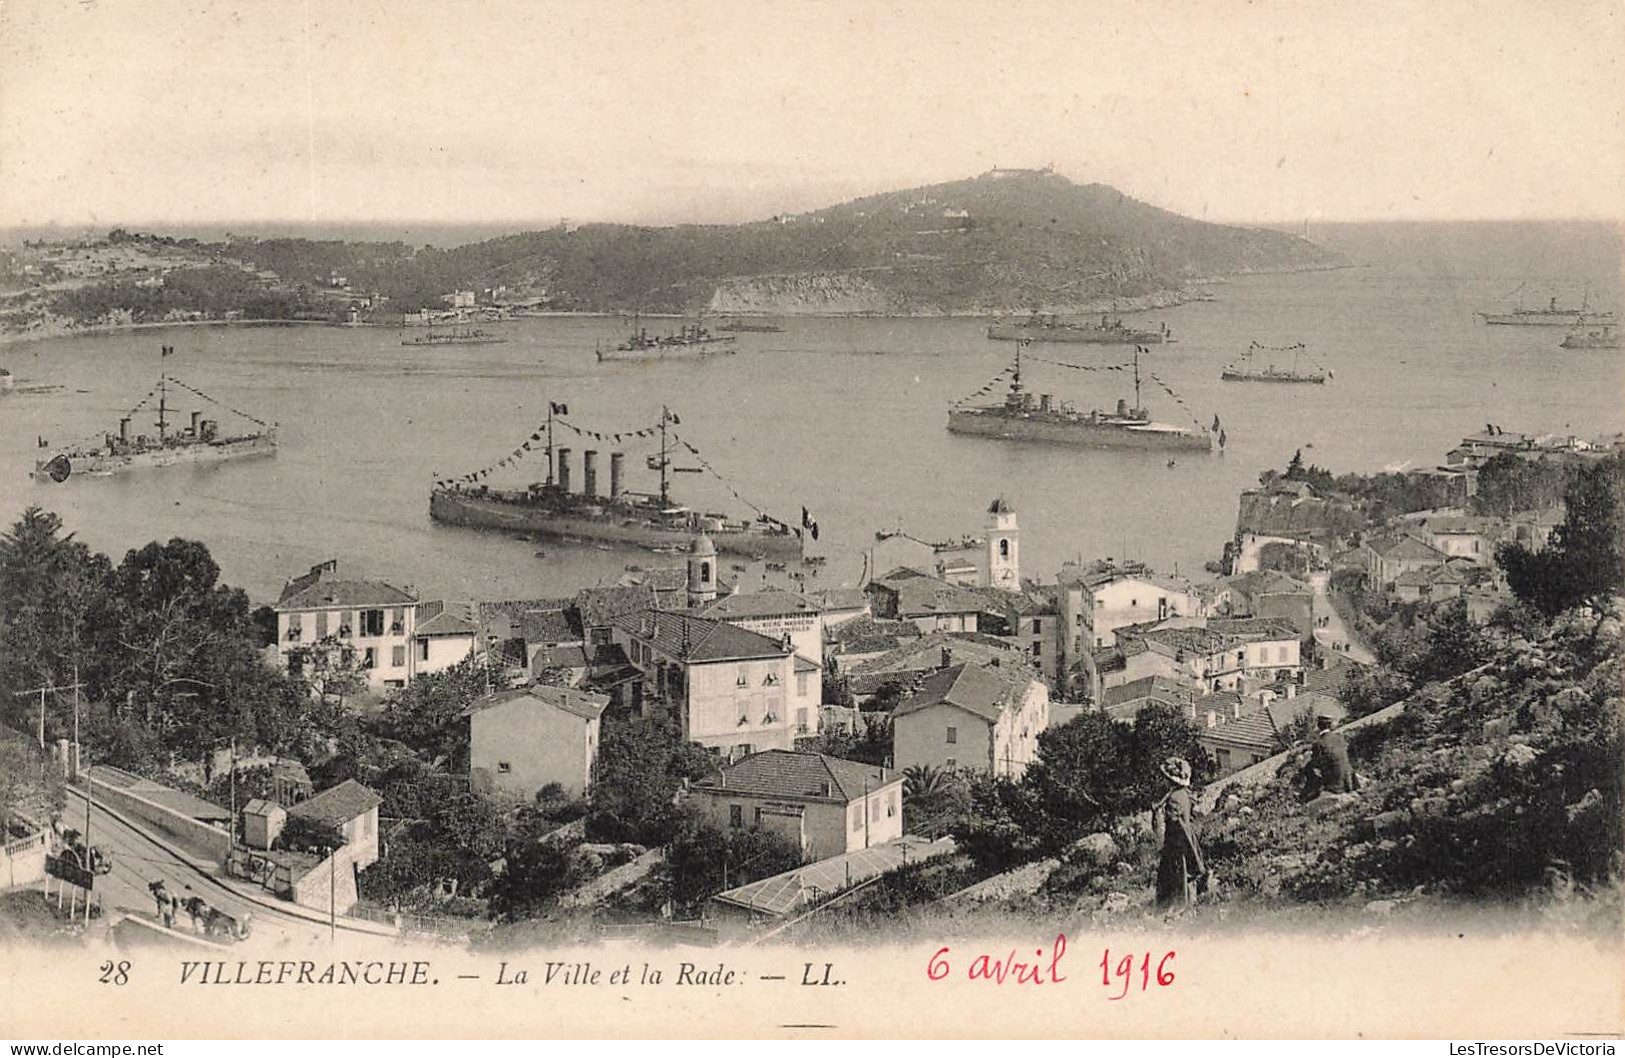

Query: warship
[[33, 346, 277, 482], [1559, 323, 1619, 350], [716, 318, 784, 333], [429, 403, 802, 559], [1220, 342, 1331, 384], [401, 323, 508, 346], [596, 321, 737, 361], [986, 312, 1168, 345], [947, 343, 1213, 452], [1478, 284, 1615, 327]]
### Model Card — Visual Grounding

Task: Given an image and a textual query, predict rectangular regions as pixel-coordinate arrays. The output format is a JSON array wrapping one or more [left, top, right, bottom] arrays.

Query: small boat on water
[[1220, 342, 1331, 384], [33, 346, 277, 482], [1559, 323, 1619, 350]]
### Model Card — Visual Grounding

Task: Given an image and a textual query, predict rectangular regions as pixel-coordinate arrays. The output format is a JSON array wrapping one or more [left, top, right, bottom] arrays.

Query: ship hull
[[429, 489, 802, 559], [33, 435, 277, 481], [987, 325, 1163, 344], [1480, 312, 1589, 326], [947, 409, 1210, 451], [1220, 371, 1325, 384], [597, 340, 737, 361]]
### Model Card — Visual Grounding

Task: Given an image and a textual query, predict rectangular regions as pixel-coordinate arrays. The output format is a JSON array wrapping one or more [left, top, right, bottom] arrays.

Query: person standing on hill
[[1309, 714, 1358, 795], [1152, 757, 1207, 910]]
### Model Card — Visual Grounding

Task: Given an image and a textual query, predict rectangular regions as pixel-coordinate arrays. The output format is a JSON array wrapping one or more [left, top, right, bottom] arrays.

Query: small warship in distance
[[34, 346, 277, 482], [947, 342, 1213, 452], [429, 402, 802, 559], [1478, 283, 1616, 327], [1560, 323, 1619, 350], [1220, 342, 1331, 384], [401, 322, 507, 346], [596, 318, 737, 361], [716, 318, 783, 333], [986, 312, 1167, 345]]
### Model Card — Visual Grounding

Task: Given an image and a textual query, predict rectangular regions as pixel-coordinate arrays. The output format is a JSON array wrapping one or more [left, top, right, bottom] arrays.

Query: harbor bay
[[3, 236, 1619, 607]]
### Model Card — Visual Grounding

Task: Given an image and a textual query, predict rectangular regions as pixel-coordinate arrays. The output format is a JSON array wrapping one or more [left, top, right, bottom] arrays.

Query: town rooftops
[[415, 600, 480, 638], [275, 560, 416, 610], [575, 583, 659, 629], [462, 684, 609, 722], [702, 589, 819, 620], [1366, 534, 1446, 561], [1100, 675, 1196, 720], [868, 570, 988, 616], [815, 588, 870, 612], [1207, 616, 1303, 641], [848, 631, 1028, 694], [892, 661, 1033, 724], [614, 609, 789, 663], [1199, 692, 1347, 755], [518, 607, 584, 646], [286, 779, 382, 828], [696, 749, 896, 804]]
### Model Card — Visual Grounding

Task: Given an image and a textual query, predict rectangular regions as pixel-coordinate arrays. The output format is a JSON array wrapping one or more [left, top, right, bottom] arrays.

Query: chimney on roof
[[940, 647, 952, 670], [817, 780, 831, 797], [1232, 699, 1242, 720]]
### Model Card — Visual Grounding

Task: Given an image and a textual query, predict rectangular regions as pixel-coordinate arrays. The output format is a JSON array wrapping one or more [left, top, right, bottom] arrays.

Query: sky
[[1, 0, 1621, 230]]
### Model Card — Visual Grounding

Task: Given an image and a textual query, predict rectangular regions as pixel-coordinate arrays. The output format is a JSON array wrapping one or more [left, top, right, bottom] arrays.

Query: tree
[[0, 508, 110, 728], [586, 717, 718, 845], [291, 636, 369, 709], [377, 656, 495, 770], [1499, 454, 1625, 616], [662, 809, 802, 914], [1403, 599, 1492, 685]]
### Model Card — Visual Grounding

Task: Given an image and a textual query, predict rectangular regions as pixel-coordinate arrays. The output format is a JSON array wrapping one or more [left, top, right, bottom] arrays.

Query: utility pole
[[329, 846, 337, 943]]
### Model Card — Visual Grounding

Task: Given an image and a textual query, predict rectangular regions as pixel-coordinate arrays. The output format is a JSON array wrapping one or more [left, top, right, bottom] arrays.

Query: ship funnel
[[557, 447, 572, 493], [119, 417, 130, 443], [1116, 398, 1129, 417], [583, 450, 599, 498], [190, 411, 201, 435], [610, 452, 625, 499], [1039, 394, 1052, 412]]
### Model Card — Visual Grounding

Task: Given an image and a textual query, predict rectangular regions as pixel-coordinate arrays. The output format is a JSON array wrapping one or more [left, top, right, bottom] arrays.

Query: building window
[[763, 672, 779, 687], [286, 615, 303, 642], [1031, 617, 1041, 634], [887, 792, 897, 818], [945, 757, 957, 768], [497, 761, 512, 774], [389, 608, 404, 634], [418, 639, 429, 661], [384, 679, 404, 689], [998, 539, 1009, 559], [1031, 642, 1042, 657], [391, 645, 406, 667], [736, 667, 749, 687], [753, 807, 763, 826], [795, 708, 809, 735], [729, 804, 743, 828], [316, 611, 329, 638], [871, 798, 881, 822], [946, 726, 958, 744], [851, 806, 861, 832], [796, 672, 809, 697], [361, 609, 385, 637], [363, 647, 377, 669]]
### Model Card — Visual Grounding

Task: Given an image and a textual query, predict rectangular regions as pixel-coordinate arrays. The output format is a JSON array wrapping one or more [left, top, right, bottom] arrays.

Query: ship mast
[[157, 347, 169, 441], [1133, 345, 1143, 415], [658, 405, 675, 506], [545, 402, 555, 487]]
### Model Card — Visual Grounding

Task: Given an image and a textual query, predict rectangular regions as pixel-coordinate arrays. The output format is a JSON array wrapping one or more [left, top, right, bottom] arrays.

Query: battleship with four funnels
[[429, 403, 802, 559], [947, 343, 1214, 452], [986, 312, 1168, 345], [33, 346, 277, 482]]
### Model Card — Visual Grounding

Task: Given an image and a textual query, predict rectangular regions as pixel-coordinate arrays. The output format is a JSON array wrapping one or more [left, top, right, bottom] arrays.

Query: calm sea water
[[2, 224, 1619, 606]]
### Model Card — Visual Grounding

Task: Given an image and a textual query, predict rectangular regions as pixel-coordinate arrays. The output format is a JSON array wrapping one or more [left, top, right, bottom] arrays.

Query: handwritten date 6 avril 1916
[[926, 935, 1176, 1000]]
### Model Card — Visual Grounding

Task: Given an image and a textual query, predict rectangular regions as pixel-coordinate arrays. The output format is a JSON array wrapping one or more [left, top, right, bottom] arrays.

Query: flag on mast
[[801, 506, 819, 541], [550, 401, 569, 415]]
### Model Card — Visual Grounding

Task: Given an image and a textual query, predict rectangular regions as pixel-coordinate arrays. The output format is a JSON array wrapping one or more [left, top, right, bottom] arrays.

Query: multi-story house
[[611, 609, 805, 759], [463, 685, 608, 799], [688, 750, 902, 862], [892, 661, 1050, 778], [275, 561, 421, 691], [865, 568, 986, 634]]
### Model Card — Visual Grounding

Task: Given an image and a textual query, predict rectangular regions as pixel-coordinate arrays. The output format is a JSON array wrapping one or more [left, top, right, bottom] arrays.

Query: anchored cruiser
[[429, 404, 802, 559], [1220, 342, 1331, 384], [947, 343, 1214, 452], [33, 346, 277, 482], [596, 321, 738, 361], [987, 312, 1168, 345]]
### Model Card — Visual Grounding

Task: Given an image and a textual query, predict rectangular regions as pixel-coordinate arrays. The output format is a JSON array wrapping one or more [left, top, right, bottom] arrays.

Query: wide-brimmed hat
[[1160, 757, 1191, 787]]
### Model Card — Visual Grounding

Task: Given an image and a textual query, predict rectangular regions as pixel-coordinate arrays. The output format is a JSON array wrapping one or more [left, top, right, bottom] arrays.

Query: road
[[64, 787, 349, 946], [1308, 571, 1377, 665]]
